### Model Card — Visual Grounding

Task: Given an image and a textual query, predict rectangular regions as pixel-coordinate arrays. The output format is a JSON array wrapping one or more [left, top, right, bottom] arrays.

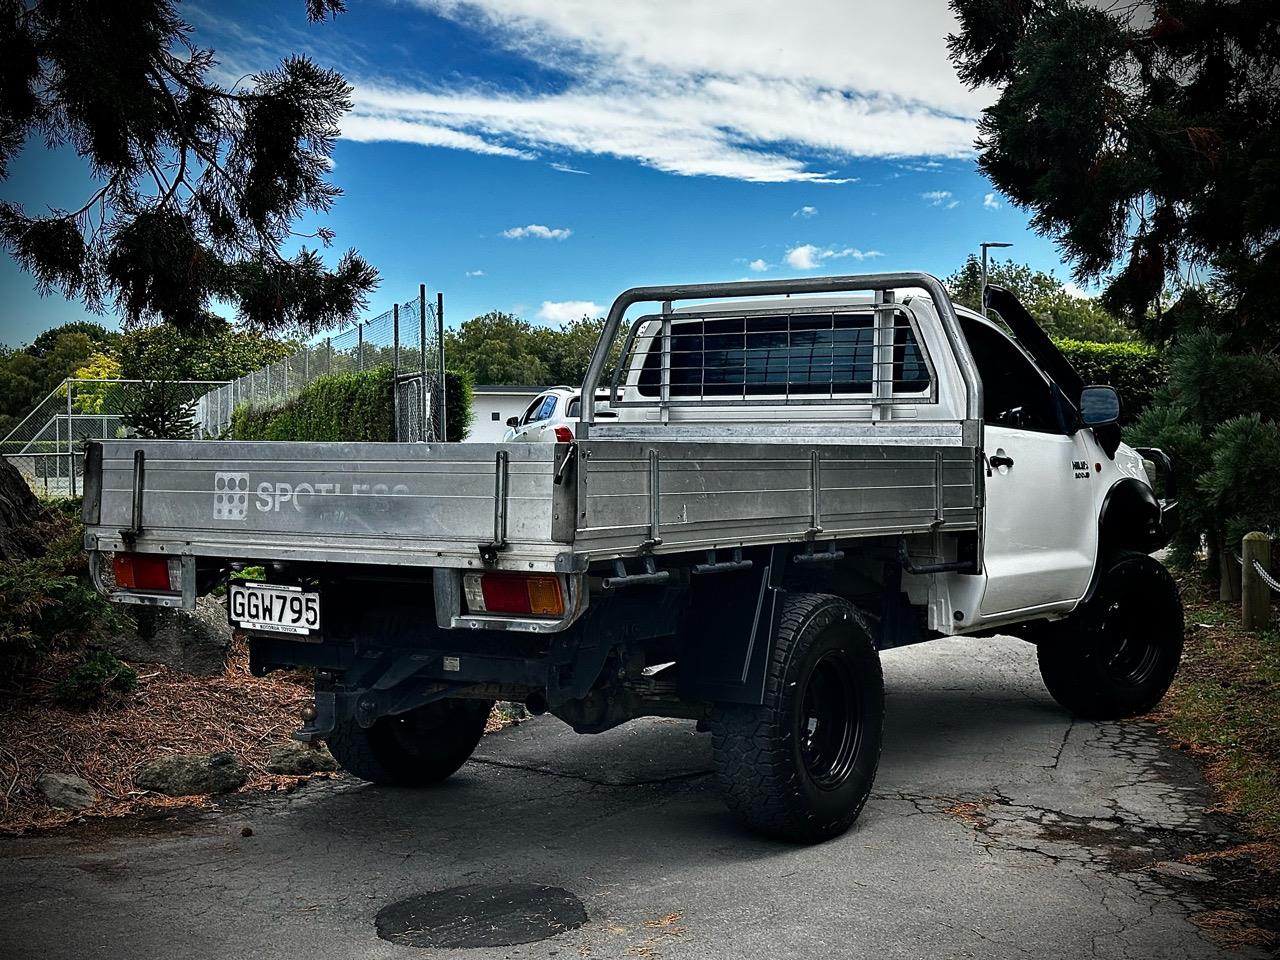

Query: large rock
[[265, 742, 338, 776], [106, 595, 232, 676], [36, 772, 96, 810], [135, 751, 248, 796]]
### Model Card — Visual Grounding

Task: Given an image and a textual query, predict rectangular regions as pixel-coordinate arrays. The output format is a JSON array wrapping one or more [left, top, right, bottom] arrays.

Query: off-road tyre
[[1037, 551, 1183, 720], [326, 698, 493, 787], [710, 593, 884, 843]]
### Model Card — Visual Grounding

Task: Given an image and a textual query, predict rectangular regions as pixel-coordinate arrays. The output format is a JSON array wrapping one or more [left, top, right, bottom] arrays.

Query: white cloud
[[921, 190, 953, 206], [1064, 282, 1093, 299], [983, 192, 1001, 210], [793, 206, 818, 219], [336, 1, 985, 183], [898, 160, 944, 173], [341, 114, 532, 158], [502, 224, 572, 240], [784, 244, 883, 270], [550, 161, 590, 175], [538, 300, 603, 323], [749, 258, 769, 272], [466, 269, 485, 277]]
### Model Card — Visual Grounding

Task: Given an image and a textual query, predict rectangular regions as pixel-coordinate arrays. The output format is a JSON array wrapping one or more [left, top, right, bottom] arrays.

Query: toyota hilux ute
[[82, 273, 1180, 843]]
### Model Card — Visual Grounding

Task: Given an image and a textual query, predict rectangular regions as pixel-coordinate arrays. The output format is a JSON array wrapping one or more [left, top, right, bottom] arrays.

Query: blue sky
[[0, 0, 1079, 347]]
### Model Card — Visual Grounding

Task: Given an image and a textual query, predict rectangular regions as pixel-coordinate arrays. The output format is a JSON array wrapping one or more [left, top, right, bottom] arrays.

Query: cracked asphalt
[[1, 636, 1268, 959]]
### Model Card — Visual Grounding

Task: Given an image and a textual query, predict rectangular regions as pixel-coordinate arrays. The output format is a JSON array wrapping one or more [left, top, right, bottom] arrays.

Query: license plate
[[228, 582, 320, 635]]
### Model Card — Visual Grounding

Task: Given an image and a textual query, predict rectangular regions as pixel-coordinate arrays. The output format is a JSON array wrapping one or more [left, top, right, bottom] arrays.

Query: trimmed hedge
[[1053, 338, 1166, 421], [444, 370, 473, 443], [230, 367, 395, 442], [228, 366, 475, 442]]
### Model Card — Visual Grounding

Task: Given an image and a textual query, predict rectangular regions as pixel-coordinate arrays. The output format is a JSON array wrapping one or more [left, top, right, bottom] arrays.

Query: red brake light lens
[[113, 552, 175, 591], [463, 573, 565, 617], [553, 425, 574, 443]]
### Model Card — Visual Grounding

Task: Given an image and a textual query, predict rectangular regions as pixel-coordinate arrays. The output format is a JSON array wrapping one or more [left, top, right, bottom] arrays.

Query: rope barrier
[[1232, 550, 1280, 595], [1252, 557, 1280, 595]]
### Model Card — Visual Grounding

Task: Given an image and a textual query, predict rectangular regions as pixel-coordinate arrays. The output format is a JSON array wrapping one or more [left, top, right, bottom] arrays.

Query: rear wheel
[[710, 593, 884, 843], [326, 698, 493, 787], [1037, 551, 1183, 719]]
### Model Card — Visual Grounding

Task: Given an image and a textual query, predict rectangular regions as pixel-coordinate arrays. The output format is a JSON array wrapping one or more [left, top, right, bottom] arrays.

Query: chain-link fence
[[1, 379, 227, 497], [196, 287, 446, 443]]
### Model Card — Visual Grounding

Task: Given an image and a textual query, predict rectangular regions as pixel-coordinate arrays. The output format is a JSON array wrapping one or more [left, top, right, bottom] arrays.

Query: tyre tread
[[711, 592, 883, 843]]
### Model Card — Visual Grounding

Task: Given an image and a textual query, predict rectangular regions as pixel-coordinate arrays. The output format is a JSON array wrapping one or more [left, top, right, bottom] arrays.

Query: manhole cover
[[375, 883, 587, 948]]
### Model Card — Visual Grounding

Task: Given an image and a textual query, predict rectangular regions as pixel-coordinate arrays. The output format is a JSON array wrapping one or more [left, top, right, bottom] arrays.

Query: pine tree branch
[[52, 179, 116, 222]]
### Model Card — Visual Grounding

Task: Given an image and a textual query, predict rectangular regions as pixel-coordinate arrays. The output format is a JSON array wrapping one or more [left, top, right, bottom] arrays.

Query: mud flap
[[677, 545, 788, 705]]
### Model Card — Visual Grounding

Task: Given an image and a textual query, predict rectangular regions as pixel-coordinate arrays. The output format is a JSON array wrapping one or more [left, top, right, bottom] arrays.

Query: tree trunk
[[0, 457, 52, 562], [1218, 530, 1242, 602]]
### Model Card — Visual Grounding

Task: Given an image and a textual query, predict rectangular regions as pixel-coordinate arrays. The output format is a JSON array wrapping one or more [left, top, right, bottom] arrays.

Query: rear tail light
[[463, 573, 565, 617], [553, 425, 574, 443], [113, 553, 181, 592]]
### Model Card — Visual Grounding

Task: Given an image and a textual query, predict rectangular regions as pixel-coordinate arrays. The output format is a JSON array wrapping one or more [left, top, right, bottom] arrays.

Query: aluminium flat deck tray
[[85, 437, 978, 571]]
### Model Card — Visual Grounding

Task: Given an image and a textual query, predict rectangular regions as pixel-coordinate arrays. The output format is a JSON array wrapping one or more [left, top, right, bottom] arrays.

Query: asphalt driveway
[[1, 636, 1265, 959]]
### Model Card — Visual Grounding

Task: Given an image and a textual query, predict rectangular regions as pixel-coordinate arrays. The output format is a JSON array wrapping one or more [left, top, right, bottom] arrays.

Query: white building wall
[[465, 386, 541, 442]]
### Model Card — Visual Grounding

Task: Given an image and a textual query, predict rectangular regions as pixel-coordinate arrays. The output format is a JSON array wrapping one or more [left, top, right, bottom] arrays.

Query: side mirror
[[506, 416, 519, 427], [1079, 385, 1121, 426]]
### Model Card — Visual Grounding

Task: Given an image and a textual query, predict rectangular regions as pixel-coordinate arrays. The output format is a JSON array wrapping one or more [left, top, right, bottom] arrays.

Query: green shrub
[[230, 367, 395, 441], [1127, 332, 1280, 581], [1053, 338, 1166, 421], [52, 650, 138, 708], [0, 500, 119, 674], [228, 365, 475, 442], [1199, 414, 1280, 545], [445, 369, 473, 442]]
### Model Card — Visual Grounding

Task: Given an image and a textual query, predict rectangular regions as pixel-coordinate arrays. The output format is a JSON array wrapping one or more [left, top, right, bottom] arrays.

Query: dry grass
[[0, 638, 321, 834], [1152, 575, 1280, 845], [1190, 910, 1277, 950], [1185, 842, 1280, 874]]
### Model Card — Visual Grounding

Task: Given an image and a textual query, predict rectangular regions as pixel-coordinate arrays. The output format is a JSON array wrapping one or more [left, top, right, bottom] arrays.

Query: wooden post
[[1219, 531, 1242, 602], [1242, 531, 1272, 630]]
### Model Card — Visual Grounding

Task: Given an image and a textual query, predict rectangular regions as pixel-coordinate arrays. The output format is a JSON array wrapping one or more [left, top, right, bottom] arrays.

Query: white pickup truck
[[82, 273, 1180, 843]]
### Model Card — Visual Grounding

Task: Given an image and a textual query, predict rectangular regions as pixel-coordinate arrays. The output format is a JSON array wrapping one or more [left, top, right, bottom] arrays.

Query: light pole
[[979, 241, 1013, 317]]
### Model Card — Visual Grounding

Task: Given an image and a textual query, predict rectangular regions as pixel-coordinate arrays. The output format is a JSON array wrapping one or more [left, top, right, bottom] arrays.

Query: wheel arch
[[1099, 477, 1167, 555], [1078, 477, 1167, 608]]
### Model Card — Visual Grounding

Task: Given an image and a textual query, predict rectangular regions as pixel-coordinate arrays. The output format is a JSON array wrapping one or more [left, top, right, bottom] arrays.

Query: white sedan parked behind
[[502, 387, 615, 442]]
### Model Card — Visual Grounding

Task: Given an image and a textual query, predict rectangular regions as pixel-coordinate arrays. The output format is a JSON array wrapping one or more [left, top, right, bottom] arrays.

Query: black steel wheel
[[710, 593, 884, 843], [798, 649, 864, 789], [1038, 551, 1183, 719]]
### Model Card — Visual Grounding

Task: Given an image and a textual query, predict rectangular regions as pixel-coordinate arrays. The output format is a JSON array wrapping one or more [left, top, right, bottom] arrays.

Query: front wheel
[[710, 593, 884, 843], [1037, 551, 1183, 719], [326, 698, 493, 787]]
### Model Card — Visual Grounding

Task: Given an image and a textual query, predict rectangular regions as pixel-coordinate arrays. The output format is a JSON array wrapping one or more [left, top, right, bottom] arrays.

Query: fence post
[[437, 290, 446, 443], [419, 284, 428, 442], [393, 304, 400, 376], [393, 303, 401, 440], [358, 322, 364, 372], [326, 337, 332, 376], [1242, 532, 1273, 630], [67, 378, 76, 497]]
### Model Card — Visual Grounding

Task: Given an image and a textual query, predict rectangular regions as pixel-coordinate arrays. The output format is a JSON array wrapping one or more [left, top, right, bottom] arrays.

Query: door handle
[[989, 454, 1014, 470]]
